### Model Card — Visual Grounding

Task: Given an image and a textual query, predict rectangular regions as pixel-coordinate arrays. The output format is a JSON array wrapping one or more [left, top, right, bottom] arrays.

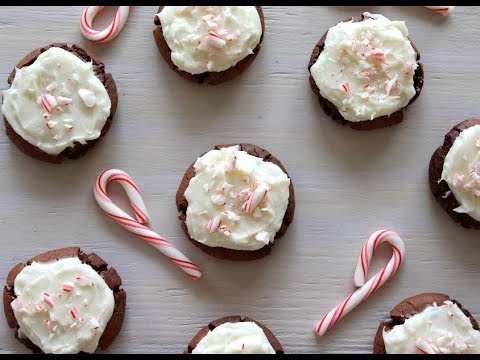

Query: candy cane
[[93, 169, 202, 280], [424, 6, 455, 16], [315, 230, 405, 336], [80, 6, 131, 43]]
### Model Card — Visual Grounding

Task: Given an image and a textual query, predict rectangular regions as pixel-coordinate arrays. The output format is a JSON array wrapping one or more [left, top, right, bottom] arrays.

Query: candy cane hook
[[80, 6, 131, 43], [315, 230, 405, 336], [94, 169, 202, 280]]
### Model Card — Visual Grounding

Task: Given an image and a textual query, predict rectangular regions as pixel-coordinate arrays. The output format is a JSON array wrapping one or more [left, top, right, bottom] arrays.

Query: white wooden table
[[1, 6, 479, 354]]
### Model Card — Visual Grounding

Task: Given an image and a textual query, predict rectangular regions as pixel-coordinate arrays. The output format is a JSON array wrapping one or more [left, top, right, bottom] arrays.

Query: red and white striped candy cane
[[80, 6, 131, 43], [424, 6, 455, 16], [94, 169, 202, 280], [315, 229, 405, 336]]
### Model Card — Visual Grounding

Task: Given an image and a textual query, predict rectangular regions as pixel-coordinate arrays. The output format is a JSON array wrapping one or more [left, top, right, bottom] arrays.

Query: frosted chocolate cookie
[[176, 144, 295, 261], [429, 119, 480, 229], [3, 247, 126, 354], [2, 43, 117, 163], [153, 6, 264, 85], [308, 12, 424, 130], [374, 293, 479, 354], [184, 316, 284, 354]]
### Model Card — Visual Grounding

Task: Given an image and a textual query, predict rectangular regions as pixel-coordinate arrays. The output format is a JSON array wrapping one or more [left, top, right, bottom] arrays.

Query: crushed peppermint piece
[[63, 282, 74, 292], [385, 74, 399, 95], [206, 60, 214, 72], [78, 88, 96, 107], [41, 94, 57, 113], [75, 275, 94, 287], [211, 194, 226, 206], [57, 96, 72, 105], [205, 31, 226, 49], [45, 82, 57, 92], [70, 306, 79, 319], [88, 317, 100, 330], [206, 215, 222, 233], [46, 120, 57, 129], [224, 210, 240, 222], [255, 231, 270, 244], [43, 293, 54, 308]]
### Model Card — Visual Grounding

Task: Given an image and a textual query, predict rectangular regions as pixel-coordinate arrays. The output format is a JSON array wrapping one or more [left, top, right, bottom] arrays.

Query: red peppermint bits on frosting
[[206, 215, 222, 233], [70, 306, 79, 319], [41, 94, 57, 113], [205, 31, 227, 49], [63, 282, 74, 292], [43, 293, 54, 308], [242, 184, 270, 214]]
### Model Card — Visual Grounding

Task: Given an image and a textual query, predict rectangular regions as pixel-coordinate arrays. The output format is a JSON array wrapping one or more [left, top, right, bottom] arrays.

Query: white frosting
[[383, 301, 480, 354], [2, 47, 111, 155], [184, 145, 290, 251], [158, 6, 262, 74], [441, 124, 480, 221], [192, 322, 276, 354], [11, 257, 115, 354], [310, 12, 418, 122]]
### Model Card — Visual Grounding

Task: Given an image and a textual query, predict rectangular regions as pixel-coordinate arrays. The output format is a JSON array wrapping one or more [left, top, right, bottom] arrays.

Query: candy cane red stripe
[[94, 169, 202, 280], [82, 8, 96, 34], [315, 313, 328, 333], [328, 292, 354, 331], [137, 235, 172, 247], [368, 265, 388, 296], [131, 202, 148, 223], [168, 256, 201, 267], [107, 213, 144, 227], [80, 6, 130, 43], [96, 11, 118, 43], [315, 230, 405, 336], [423, 6, 454, 16], [107, 175, 140, 192]]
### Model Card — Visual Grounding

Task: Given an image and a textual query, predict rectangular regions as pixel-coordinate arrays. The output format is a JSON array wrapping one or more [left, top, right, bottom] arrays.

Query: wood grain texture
[[0, 6, 479, 354]]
